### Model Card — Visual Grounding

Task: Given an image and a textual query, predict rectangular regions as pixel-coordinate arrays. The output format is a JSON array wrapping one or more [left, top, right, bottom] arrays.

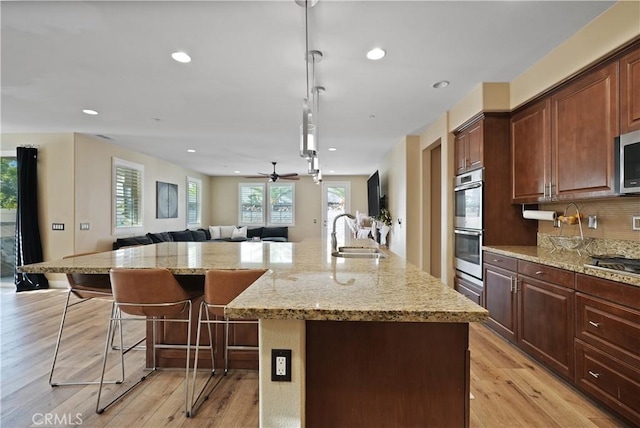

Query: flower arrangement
[[376, 208, 392, 227]]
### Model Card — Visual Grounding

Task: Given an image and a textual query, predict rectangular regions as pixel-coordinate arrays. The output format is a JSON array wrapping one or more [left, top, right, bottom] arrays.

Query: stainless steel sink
[[332, 248, 387, 258]]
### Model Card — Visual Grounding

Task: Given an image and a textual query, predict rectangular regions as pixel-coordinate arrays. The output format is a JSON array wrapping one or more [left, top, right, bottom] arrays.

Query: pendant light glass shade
[[300, 101, 317, 159], [300, 123, 317, 159], [308, 154, 319, 174]]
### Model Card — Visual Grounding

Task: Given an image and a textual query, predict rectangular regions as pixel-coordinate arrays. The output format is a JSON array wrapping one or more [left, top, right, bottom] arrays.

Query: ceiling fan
[[244, 162, 300, 182]]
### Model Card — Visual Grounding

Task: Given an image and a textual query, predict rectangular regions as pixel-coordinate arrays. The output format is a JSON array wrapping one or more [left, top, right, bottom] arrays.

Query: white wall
[[208, 175, 368, 243], [2, 132, 211, 286], [73, 133, 211, 253]]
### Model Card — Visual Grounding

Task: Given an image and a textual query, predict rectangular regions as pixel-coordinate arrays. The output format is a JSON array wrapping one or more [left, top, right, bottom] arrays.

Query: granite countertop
[[19, 238, 488, 323], [483, 245, 640, 288]]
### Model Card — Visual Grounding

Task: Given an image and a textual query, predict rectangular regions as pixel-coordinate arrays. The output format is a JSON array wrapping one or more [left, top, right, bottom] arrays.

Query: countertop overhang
[[19, 239, 488, 323]]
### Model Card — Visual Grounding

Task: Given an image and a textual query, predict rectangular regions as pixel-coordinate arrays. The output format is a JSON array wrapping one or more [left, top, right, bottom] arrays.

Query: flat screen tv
[[367, 171, 381, 217]]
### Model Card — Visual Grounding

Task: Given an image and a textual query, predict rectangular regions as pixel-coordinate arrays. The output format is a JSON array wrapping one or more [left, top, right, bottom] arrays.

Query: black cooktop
[[589, 255, 640, 274]]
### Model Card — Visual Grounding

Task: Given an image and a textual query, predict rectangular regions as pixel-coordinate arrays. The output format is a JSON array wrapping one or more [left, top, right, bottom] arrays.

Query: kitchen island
[[20, 238, 487, 427]]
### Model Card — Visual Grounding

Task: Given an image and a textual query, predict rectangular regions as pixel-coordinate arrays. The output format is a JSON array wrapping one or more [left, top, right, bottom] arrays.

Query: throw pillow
[[219, 225, 237, 239], [231, 226, 247, 240], [169, 230, 193, 242], [209, 226, 221, 240], [247, 227, 263, 239], [190, 229, 208, 242], [199, 228, 211, 240]]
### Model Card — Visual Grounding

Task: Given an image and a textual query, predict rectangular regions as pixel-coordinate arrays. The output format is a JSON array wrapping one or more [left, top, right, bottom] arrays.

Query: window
[[112, 158, 144, 232], [186, 176, 202, 227], [239, 183, 265, 225], [0, 153, 17, 278], [238, 182, 295, 227], [268, 183, 294, 226]]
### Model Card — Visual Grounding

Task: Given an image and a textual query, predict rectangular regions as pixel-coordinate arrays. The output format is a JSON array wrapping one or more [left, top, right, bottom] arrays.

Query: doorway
[[422, 142, 442, 278], [321, 182, 351, 246]]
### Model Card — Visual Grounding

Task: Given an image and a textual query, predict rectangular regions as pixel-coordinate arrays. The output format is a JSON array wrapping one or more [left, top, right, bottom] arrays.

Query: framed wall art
[[156, 181, 178, 219]]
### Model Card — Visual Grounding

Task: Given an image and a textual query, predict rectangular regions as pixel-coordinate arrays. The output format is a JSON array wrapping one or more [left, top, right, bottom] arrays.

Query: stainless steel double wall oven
[[454, 168, 483, 282]]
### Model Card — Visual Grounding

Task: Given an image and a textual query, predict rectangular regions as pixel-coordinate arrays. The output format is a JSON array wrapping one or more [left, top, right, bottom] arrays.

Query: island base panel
[[306, 321, 470, 427]]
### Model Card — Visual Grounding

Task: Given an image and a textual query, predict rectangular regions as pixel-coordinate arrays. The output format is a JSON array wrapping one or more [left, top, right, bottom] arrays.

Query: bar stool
[[96, 268, 203, 416], [49, 253, 128, 387], [189, 269, 266, 416]]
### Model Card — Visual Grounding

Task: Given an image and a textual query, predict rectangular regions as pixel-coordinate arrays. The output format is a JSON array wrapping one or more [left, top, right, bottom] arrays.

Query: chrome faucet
[[331, 213, 356, 253]]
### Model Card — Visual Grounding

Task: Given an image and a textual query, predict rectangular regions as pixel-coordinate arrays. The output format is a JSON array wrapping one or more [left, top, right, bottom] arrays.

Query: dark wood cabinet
[[511, 99, 551, 203], [574, 274, 640, 426], [482, 254, 640, 426], [517, 261, 575, 381], [620, 47, 640, 133], [575, 340, 640, 427], [454, 119, 483, 175], [454, 274, 483, 307], [483, 255, 517, 343], [551, 61, 619, 200], [511, 56, 621, 203], [484, 255, 575, 381]]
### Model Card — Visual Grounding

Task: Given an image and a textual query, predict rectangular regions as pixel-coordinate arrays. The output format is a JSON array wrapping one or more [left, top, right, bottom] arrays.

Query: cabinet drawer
[[576, 273, 640, 311], [454, 275, 484, 307], [483, 252, 517, 271], [576, 292, 640, 370], [575, 340, 640, 427], [518, 260, 574, 288]]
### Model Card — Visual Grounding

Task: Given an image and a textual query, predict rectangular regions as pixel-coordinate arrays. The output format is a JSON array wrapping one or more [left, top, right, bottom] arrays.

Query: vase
[[380, 224, 390, 247]]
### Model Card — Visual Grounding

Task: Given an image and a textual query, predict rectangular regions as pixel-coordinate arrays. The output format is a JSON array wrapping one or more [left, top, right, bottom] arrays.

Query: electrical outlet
[[80, 223, 90, 230], [51, 223, 64, 231], [632, 216, 640, 231], [588, 215, 597, 229], [276, 356, 286, 376], [271, 349, 291, 382]]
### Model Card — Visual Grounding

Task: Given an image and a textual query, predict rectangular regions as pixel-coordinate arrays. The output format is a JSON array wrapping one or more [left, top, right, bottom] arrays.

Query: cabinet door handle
[[588, 321, 600, 328], [471, 160, 481, 166], [493, 259, 500, 263], [588, 371, 600, 379], [535, 271, 545, 275]]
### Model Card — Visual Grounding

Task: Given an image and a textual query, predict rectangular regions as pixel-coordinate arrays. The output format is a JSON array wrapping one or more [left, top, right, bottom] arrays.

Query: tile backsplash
[[538, 198, 640, 242]]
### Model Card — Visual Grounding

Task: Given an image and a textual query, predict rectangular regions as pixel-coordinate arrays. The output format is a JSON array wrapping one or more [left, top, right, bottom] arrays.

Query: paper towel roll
[[522, 210, 557, 221]]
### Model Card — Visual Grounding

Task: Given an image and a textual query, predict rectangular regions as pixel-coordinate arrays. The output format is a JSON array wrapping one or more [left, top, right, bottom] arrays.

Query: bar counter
[[20, 238, 487, 427]]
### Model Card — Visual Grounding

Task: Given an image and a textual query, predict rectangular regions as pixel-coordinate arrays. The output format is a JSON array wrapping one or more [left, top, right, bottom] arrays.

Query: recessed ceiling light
[[328, 147, 337, 151], [366, 48, 386, 60], [432, 80, 450, 89], [329, 170, 335, 173], [234, 171, 241, 174], [187, 149, 196, 153], [171, 51, 191, 63], [82, 109, 98, 115]]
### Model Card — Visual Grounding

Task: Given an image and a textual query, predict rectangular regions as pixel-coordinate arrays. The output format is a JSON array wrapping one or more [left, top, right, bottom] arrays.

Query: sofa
[[113, 226, 288, 250]]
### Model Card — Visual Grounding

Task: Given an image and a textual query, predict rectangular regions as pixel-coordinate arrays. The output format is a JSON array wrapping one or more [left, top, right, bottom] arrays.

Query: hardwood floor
[[0, 286, 627, 427]]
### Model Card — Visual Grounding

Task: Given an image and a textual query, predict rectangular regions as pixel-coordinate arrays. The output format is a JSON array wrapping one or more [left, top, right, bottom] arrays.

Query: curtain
[[14, 147, 48, 291]]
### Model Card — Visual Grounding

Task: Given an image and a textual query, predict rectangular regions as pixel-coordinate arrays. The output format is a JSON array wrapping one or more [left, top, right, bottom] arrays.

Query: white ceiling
[[1, 1, 615, 177]]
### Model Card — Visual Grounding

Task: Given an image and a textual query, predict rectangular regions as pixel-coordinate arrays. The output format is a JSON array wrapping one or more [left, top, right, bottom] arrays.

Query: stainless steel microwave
[[615, 130, 640, 195]]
